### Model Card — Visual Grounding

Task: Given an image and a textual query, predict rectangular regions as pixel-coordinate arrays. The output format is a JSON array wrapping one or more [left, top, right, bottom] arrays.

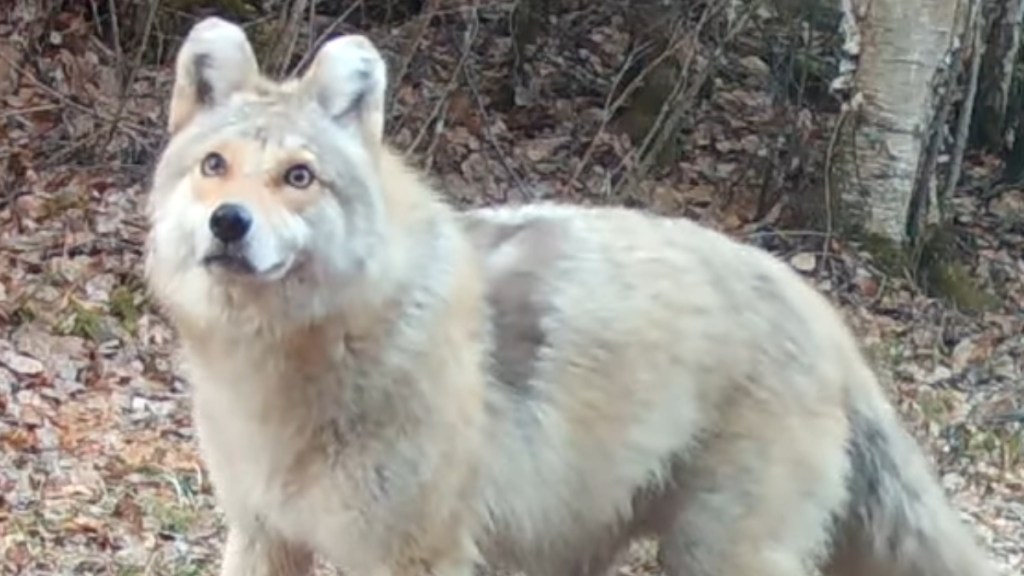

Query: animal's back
[[461, 203, 856, 574], [460, 202, 997, 576]]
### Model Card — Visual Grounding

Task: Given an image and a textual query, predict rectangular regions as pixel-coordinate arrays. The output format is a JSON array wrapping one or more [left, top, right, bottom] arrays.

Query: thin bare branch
[[387, 0, 441, 119], [294, 1, 365, 73], [944, 0, 985, 206], [406, 9, 478, 157], [100, 0, 161, 155]]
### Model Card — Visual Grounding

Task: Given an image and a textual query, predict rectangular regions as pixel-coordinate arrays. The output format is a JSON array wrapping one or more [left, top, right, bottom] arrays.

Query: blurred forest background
[[0, 0, 1022, 573]]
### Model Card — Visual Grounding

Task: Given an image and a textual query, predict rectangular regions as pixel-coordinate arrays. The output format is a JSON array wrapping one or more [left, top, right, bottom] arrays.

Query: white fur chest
[[183, 345, 432, 573], [186, 348, 330, 537]]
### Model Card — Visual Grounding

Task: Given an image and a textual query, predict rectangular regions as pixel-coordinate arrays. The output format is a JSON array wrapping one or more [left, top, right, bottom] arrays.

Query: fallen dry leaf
[[0, 347, 44, 376]]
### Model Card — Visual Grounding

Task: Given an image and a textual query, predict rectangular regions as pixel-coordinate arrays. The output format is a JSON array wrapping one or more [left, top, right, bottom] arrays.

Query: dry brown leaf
[[0, 348, 44, 376]]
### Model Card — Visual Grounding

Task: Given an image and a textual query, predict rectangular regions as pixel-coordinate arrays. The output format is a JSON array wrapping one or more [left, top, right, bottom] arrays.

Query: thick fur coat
[[143, 17, 1000, 576]]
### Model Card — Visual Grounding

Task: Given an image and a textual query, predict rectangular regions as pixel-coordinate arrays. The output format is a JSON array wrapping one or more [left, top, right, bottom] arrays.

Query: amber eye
[[283, 164, 315, 189], [200, 152, 228, 177]]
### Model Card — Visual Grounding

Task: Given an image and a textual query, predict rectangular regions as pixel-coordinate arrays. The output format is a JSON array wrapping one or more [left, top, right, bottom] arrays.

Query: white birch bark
[[831, 0, 960, 242]]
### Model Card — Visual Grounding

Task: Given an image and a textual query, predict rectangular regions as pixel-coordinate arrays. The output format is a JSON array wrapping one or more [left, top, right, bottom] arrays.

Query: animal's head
[[145, 17, 396, 333]]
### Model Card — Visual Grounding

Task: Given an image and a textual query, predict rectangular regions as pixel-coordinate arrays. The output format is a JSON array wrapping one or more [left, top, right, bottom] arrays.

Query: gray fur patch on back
[[461, 216, 564, 393]]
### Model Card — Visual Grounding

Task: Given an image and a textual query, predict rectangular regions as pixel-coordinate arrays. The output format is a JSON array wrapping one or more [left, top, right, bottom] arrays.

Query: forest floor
[[1, 5, 1021, 575]]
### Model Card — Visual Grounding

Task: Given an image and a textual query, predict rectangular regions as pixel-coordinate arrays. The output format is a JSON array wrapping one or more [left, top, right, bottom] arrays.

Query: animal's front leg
[[383, 555, 479, 576], [219, 523, 314, 576], [339, 533, 481, 576]]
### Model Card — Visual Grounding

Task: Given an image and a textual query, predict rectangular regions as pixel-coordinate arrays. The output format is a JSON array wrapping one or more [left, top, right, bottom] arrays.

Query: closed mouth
[[203, 252, 256, 274], [202, 251, 288, 279]]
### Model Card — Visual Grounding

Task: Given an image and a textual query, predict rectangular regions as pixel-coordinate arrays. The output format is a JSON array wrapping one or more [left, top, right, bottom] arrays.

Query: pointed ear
[[301, 34, 387, 146], [167, 17, 259, 135]]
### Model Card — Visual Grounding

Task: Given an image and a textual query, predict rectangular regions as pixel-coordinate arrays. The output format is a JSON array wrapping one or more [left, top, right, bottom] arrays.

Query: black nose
[[209, 202, 252, 244]]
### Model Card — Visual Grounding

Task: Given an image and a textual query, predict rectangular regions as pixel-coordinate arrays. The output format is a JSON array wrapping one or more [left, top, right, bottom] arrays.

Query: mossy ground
[[857, 225, 998, 314]]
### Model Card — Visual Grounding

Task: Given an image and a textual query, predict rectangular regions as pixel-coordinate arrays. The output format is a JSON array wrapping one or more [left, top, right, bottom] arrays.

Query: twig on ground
[[100, 0, 160, 156], [406, 11, 478, 158], [568, 44, 644, 187], [824, 102, 854, 266], [268, 0, 311, 78], [0, 104, 60, 119], [387, 0, 441, 120], [422, 104, 450, 174], [0, 50, 155, 138], [614, 0, 757, 194], [570, 14, 711, 187], [461, 59, 530, 201], [105, 0, 124, 80], [293, 1, 365, 72]]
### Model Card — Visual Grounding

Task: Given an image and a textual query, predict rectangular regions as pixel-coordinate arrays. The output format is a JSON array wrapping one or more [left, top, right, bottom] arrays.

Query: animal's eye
[[200, 152, 228, 177], [283, 164, 315, 189]]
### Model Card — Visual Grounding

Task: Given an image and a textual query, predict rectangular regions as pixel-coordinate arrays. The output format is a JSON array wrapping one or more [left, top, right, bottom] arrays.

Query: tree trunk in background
[[1004, 81, 1024, 178], [970, 0, 1024, 152], [831, 0, 960, 243]]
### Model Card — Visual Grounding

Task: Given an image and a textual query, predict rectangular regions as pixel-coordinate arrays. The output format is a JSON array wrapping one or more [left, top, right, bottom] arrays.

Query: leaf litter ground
[[0, 6, 1021, 575]]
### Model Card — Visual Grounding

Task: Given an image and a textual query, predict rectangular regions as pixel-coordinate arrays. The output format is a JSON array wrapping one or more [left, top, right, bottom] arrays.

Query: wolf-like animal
[[143, 16, 1000, 576]]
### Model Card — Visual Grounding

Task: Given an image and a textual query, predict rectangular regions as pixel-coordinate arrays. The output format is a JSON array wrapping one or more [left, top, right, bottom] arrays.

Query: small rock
[[990, 355, 1018, 382], [853, 268, 879, 298], [130, 396, 151, 419], [950, 339, 976, 372], [789, 252, 817, 272], [741, 134, 760, 154], [714, 139, 738, 153], [0, 367, 16, 395], [714, 162, 738, 178], [989, 190, 1024, 221], [738, 55, 770, 80], [941, 472, 965, 492], [927, 365, 953, 384]]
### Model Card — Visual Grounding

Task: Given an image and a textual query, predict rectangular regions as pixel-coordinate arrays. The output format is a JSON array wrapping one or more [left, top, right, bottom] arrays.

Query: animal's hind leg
[[655, 415, 850, 576], [658, 521, 811, 576], [219, 524, 313, 576], [655, 486, 843, 576]]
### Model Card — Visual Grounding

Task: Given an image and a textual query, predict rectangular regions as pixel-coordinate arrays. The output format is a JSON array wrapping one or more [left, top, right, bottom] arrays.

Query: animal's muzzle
[[209, 202, 252, 244]]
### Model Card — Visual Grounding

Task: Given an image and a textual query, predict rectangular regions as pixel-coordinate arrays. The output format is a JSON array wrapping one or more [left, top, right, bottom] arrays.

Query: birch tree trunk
[[830, 0, 961, 243], [971, 0, 1024, 152]]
